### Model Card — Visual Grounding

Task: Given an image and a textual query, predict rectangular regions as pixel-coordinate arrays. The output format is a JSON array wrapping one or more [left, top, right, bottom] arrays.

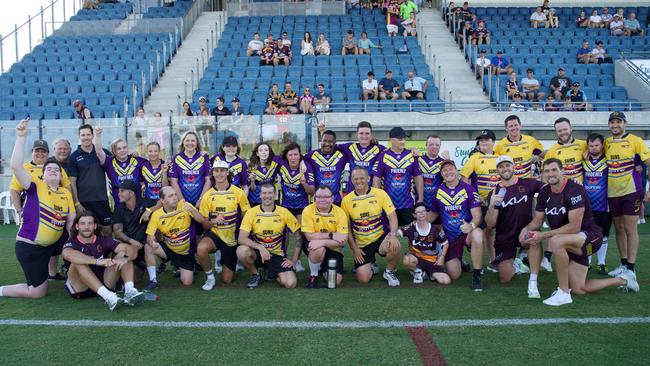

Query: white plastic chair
[[0, 191, 20, 225]]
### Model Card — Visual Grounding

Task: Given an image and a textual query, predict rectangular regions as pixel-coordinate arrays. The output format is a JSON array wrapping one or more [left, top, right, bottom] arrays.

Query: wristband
[[145, 208, 152, 213], [470, 222, 477, 229], [75, 203, 82, 207]]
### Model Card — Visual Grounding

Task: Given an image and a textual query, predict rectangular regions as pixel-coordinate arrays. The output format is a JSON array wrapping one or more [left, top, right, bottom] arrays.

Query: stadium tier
[[69, 1, 133, 21], [143, 0, 195, 19]]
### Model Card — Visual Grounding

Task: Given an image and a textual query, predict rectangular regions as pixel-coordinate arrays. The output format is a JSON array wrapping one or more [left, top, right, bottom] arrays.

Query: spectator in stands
[[575, 10, 589, 28], [299, 87, 315, 114], [230, 98, 245, 119], [560, 95, 576, 111], [457, 21, 473, 48], [281, 32, 292, 47], [211, 97, 231, 117], [521, 68, 545, 101], [475, 49, 490, 79], [346, 0, 360, 10], [200, 107, 210, 116], [530, 7, 548, 28], [402, 12, 417, 37], [265, 84, 282, 114], [601, 7, 613, 26], [301, 32, 315, 56], [529, 99, 543, 111], [615, 8, 625, 20], [471, 20, 490, 45], [315, 33, 331, 55], [281, 82, 299, 114], [378, 70, 400, 100], [460, 1, 474, 24], [362, 71, 379, 101], [547, 8, 559, 28], [358, 32, 383, 55], [624, 13, 644, 36], [273, 39, 292, 66], [260, 42, 275, 66], [314, 84, 331, 112], [588, 9, 604, 29], [610, 14, 625, 36], [505, 71, 521, 99], [591, 40, 612, 64], [198, 96, 208, 111], [490, 50, 511, 75], [508, 93, 526, 112], [181, 101, 193, 117], [544, 95, 559, 111], [73, 100, 93, 121], [576, 40, 593, 63], [401, 70, 428, 100], [400, 0, 418, 23], [567, 82, 587, 111], [549, 67, 572, 100], [83, 0, 98, 10], [264, 33, 274, 46], [387, 1, 401, 37], [342, 30, 358, 55], [247, 32, 264, 57]]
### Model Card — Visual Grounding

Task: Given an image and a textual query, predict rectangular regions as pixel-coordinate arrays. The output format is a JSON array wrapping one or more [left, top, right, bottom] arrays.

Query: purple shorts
[[494, 241, 520, 264], [608, 192, 643, 217], [416, 257, 445, 277], [445, 234, 469, 262], [567, 231, 603, 266]]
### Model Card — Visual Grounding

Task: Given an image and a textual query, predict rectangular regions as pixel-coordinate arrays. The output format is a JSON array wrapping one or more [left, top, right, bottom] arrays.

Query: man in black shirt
[[549, 67, 572, 100], [112, 180, 150, 269], [211, 97, 231, 117]]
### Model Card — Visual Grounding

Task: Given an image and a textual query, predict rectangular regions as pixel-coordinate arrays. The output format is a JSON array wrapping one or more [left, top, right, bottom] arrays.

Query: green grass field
[[1, 224, 649, 365]]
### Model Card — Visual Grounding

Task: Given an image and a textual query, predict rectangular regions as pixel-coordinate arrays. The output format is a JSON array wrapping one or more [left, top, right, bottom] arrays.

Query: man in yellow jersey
[[197, 160, 250, 291], [495, 115, 545, 178], [603, 112, 650, 277], [237, 183, 301, 289], [461, 129, 499, 272], [342, 167, 402, 286], [301, 185, 349, 288], [144, 186, 207, 290], [545, 118, 587, 182]]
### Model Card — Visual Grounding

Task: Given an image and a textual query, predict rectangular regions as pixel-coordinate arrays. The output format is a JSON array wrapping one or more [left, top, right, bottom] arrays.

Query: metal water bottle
[[327, 259, 337, 289]]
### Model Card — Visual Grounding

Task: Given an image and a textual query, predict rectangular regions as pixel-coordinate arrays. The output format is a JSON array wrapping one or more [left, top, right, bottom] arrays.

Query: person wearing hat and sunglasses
[[485, 155, 543, 296], [72, 99, 94, 121], [490, 50, 511, 75], [604, 112, 650, 278], [566, 82, 587, 111], [549, 67, 572, 100], [475, 49, 491, 79]]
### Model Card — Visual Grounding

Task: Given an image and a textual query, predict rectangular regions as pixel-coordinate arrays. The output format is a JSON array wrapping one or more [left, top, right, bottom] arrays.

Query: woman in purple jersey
[[247, 142, 282, 206], [94, 127, 145, 207], [211, 136, 249, 195], [141, 142, 168, 208], [168, 132, 211, 206]]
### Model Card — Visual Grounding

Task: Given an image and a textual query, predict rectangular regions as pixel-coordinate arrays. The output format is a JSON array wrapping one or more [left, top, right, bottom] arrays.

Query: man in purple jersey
[[420, 135, 448, 217], [485, 155, 543, 297], [520, 159, 639, 306], [373, 127, 423, 227], [430, 160, 484, 291], [62, 213, 145, 311], [337, 121, 386, 193], [303, 130, 348, 205]]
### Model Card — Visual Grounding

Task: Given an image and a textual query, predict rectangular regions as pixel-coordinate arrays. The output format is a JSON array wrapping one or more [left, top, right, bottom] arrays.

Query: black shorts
[[480, 205, 488, 229], [203, 231, 238, 272], [286, 207, 304, 217], [568, 231, 603, 267], [254, 251, 293, 280], [302, 244, 345, 275], [395, 208, 414, 227], [405, 91, 424, 99], [355, 234, 387, 269], [15, 241, 59, 287], [161, 244, 195, 271], [593, 211, 612, 238], [81, 200, 112, 226], [51, 231, 69, 256]]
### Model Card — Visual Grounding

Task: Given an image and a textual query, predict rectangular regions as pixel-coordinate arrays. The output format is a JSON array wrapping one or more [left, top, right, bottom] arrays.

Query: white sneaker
[[124, 289, 145, 306], [294, 260, 305, 273], [202, 276, 216, 291], [371, 262, 380, 275], [542, 222, 549, 229], [214, 261, 223, 274], [105, 295, 124, 311], [608, 264, 627, 277], [486, 263, 499, 273], [235, 261, 245, 272], [542, 287, 573, 306], [527, 280, 540, 298], [541, 257, 553, 272], [412, 268, 424, 284], [618, 269, 640, 293], [514, 258, 530, 274], [383, 269, 401, 287]]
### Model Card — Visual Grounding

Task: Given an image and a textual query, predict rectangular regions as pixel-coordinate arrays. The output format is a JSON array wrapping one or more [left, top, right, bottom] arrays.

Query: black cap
[[232, 97, 240, 102], [497, 50, 503, 54], [389, 127, 408, 139], [608, 111, 626, 122], [572, 82, 580, 86], [119, 179, 139, 194], [480, 49, 486, 53], [32, 139, 49, 152], [222, 135, 239, 146], [476, 129, 496, 140], [558, 67, 565, 71]]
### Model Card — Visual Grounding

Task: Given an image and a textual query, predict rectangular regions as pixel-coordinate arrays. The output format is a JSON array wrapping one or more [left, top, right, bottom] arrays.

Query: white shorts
[[387, 24, 398, 33]]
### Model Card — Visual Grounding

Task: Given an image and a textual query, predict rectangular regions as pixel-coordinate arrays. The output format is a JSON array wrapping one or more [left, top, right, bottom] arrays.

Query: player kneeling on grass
[[484, 155, 543, 298], [143, 187, 207, 290], [62, 212, 144, 311], [301, 185, 348, 288], [520, 159, 639, 306], [237, 184, 301, 289], [398, 202, 451, 285]]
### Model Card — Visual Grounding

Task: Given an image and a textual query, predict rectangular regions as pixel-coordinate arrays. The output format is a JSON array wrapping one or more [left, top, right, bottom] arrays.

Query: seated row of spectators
[[361, 70, 428, 100], [576, 40, 613, 64], [576, 8, 645, 35], [530, 5, 559, 28], [265, 82, 331, 115]]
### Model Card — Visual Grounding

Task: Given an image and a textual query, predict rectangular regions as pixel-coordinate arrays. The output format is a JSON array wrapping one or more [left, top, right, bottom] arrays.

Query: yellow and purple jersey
[[583, 155, 608, 212], [431, 181, 481, 240], [239, 205, 300, 256], [459, 152, 499, 202], [341, 187, 395, 248], [168, 151, 211, 205], [199, 185, 250, 246], [146, 200, 196, 255], [605, 133, 650, 198], [17, 180, 75, 246], [545, 139, 586, 181], [494, 135, 544, 178]]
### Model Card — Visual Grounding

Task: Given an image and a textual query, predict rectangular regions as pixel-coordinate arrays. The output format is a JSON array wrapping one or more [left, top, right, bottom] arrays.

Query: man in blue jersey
[[303, 131, 348, 206], [583, 133, 610, 275]]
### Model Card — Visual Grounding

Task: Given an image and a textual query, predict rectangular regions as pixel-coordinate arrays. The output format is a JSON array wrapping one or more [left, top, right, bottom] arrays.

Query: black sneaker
[[598, 264, 609, 275], [247, 273, 262, 289], [48, 273, 66, 281], [471, 276, 483, 292], [157, 262, 167, 274], [305, 275, 318, 288], [143, 280, 159, 291], [461, 260, 471, 273]]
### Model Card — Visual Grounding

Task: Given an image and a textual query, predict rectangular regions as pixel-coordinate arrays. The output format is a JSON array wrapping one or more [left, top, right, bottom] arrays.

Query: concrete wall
[[615, 60, 650, 105]]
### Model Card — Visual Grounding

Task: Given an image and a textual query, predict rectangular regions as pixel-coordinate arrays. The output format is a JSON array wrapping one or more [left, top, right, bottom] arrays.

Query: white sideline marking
[[0, 317, 649, 329]]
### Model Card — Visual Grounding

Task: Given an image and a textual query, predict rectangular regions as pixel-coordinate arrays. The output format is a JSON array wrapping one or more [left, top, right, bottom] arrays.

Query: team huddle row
[[0, 112, 648, 310]]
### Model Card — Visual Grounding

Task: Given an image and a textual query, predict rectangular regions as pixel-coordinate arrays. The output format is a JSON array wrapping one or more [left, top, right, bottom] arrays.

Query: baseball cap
[[440, 159, 457, 169], [212, 160, 230, 169], [72, 99, 82, 108], [198, 96, 207, 102], [608, 111, 626, 122], [389, 126, 408, 139], [32, 139, 49, 152], [572, 82, 580, 86], [497, 50, 503, 54], [119, 179, 139, 194], [496, 155, 514, 167], [232, 97, 240, 102], [558, 67, 565, 71], [476, 129, 496, 140], [222, 135, 239, 146], [480, 49, 487, 53]]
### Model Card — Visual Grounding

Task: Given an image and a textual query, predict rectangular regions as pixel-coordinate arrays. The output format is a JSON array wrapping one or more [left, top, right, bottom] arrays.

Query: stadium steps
[[417, 9, 490, 104], [115, 13, 144, 34], [143, 11, 225, 114]]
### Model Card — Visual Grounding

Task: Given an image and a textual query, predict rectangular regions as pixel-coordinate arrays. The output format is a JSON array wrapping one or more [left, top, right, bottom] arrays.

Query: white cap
[[496, 155, 514, 167], [212, 160, 229, 169]]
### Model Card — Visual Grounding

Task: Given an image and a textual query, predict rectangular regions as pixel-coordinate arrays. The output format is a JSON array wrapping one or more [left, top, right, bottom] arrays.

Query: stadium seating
[[194, 8, 443, 114], [143, 0, 194, 19], [70, 2, 133, 21], [465, 6, 647, 110]]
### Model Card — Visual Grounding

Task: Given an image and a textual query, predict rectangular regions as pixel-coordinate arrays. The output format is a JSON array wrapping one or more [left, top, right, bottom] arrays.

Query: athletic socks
[[621, 258, 628, 267], [205, 271, 215, 281], [472, 269, 481, 279], [124, 281, 135, 293], [529, 273, 538, 282], [0, 286, 4, 296], [544, 251, 552, 261], [627, 263, 635, 272], [97, 286, 116, 301], [147, 266, 157, 282], [596, 238, 608, 265], [308, 259, 321, 277]]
